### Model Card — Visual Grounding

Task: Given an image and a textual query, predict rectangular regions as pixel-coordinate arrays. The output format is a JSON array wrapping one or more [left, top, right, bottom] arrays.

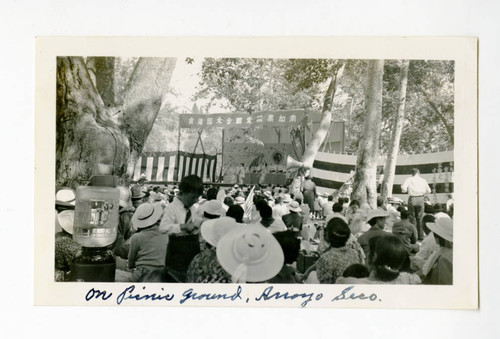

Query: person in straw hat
[[281, 200, 303, 231], [55, 210, 81, 281], [357, 209, 390, 260], [421, 218, 453, 285], [125, 203, 167, 282], [186, 217, 241, 283], [216, 224, 284, 283]]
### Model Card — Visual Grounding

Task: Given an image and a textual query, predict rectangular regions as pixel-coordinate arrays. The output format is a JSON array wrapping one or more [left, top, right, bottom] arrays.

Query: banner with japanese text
[[179, 110, 306, 129]]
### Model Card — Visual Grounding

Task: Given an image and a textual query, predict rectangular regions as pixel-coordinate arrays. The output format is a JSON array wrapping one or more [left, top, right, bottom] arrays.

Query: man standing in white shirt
[[159, 175, 204, 238], [401, 168, 431, 240]]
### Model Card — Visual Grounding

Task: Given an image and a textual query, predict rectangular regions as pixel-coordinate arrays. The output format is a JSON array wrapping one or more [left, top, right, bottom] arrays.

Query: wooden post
[[218, 129, 225, 182]]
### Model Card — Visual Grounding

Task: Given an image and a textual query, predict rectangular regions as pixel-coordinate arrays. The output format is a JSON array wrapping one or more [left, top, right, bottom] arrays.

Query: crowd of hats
[[54, 178, 454, 284]]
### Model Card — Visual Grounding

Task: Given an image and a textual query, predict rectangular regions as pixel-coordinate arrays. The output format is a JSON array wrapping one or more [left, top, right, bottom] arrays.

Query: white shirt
[[272, 204, 289, 220], [401, 175, 431, 196], [159, 197, 197, 234]]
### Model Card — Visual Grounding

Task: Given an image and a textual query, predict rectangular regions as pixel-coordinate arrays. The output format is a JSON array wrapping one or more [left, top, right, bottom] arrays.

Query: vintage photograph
[[54, 56, 455, 285], [35, 37, 477, 308]]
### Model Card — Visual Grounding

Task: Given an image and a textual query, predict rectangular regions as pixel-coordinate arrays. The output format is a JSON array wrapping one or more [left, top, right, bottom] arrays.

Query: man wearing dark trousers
[[401, 168, 431, 240]]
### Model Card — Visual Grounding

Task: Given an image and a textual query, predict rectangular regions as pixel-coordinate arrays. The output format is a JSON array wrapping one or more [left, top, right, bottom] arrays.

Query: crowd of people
[[54, 171, 454, 285]]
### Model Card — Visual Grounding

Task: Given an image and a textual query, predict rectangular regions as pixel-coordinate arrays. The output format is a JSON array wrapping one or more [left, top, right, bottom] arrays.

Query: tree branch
[[408, 73, 454, 140]]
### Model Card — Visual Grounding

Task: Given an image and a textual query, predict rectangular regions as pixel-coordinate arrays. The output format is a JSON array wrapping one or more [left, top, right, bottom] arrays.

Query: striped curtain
[[311, 150, 454, 203], [133, 151, 217, 182]]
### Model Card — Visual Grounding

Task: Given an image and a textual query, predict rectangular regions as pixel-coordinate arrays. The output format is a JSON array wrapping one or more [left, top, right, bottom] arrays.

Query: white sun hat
[[57, 210, 75, 234], [201, 216, 240, 247], [131, 203, 164, 229], [427, 217, 453, 242], [216, 224, 284, 283]]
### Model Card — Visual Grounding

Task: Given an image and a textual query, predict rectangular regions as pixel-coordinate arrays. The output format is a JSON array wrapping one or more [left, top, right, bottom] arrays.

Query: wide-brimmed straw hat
[[366, 209, 389, 223], [282, 194, 291, 203], [201, 200, 226, 217], [201, 216, 240, 247], [57, 210, 75, 234], [288, 200, 302, 213], [131, 185, 145, 199], [56, 188, 76, 207], [131, 203, 163, 229], [216, 224, 284, 283], [427, 218, 453, 242]]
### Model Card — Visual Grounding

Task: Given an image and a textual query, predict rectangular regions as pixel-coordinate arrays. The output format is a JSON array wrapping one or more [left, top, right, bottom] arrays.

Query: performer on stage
[[236, 163, 246, 185], [401, 168, 431, 241]]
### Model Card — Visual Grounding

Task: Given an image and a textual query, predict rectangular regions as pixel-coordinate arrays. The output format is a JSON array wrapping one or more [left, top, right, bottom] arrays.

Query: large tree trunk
[[86, 57, 116, 107], [56, 56, 176, 189], [351, 60, 384, 208], [381, 60, 409, 201], [300, 61, 346, 172]]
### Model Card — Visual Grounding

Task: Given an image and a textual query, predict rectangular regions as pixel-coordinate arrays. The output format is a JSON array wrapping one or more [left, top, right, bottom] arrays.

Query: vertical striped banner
[[133, 151, 218, 183]]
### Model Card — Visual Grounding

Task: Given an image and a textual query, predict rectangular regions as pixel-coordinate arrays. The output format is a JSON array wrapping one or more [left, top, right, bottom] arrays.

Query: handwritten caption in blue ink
[[85, 285, 380, 307]]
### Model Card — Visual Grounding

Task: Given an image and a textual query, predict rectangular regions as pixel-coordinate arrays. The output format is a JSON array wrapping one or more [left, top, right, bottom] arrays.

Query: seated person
[[282, 201, 303, 231], [187, 217, 240, 283], [255, 203, 287, 233], [315, 218, 364, 284], [421, 218, 453, 285], [55, 210, 81, 281], [126, 203, 168, 282], [391, 209, 419, 255], [268, 230, 301, 283], [336, 235, 421, 285]]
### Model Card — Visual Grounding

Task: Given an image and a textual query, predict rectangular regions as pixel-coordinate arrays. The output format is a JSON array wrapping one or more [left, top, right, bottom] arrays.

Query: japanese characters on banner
[[178, 111, 305, 129]]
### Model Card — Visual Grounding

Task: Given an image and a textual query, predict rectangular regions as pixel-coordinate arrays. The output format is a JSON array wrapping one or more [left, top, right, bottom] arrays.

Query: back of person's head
[[328, 195, 334, 202], [433, 203, 443, 213], [273, 231, 300, 264], [424, 203, 435, 214], [259, 203, 273, 220], [224, 196, 234, 206], [343, 264, 369, 279], [253, 194, 265, 205], [412, 168, 420, 176], [325, 217, 351, 248], [179, 175, 204, 195], [368, 235, 408, 282], [275, 196, 282, 205], [332, 202, 343, 213], [206, 187, 218, 200], [350, 199, 360, 208], [226, 204, 244, 223], [255, 199, 268, 212], [400, 209, 409, 220]]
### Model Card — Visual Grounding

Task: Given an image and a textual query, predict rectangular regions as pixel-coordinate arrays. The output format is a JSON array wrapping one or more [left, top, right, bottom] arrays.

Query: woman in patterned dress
[[315, 217, 364, 284]]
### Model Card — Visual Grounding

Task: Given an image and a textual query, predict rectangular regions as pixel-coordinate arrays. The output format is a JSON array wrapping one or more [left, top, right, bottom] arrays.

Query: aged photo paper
[[34, 36, 478, 308]]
